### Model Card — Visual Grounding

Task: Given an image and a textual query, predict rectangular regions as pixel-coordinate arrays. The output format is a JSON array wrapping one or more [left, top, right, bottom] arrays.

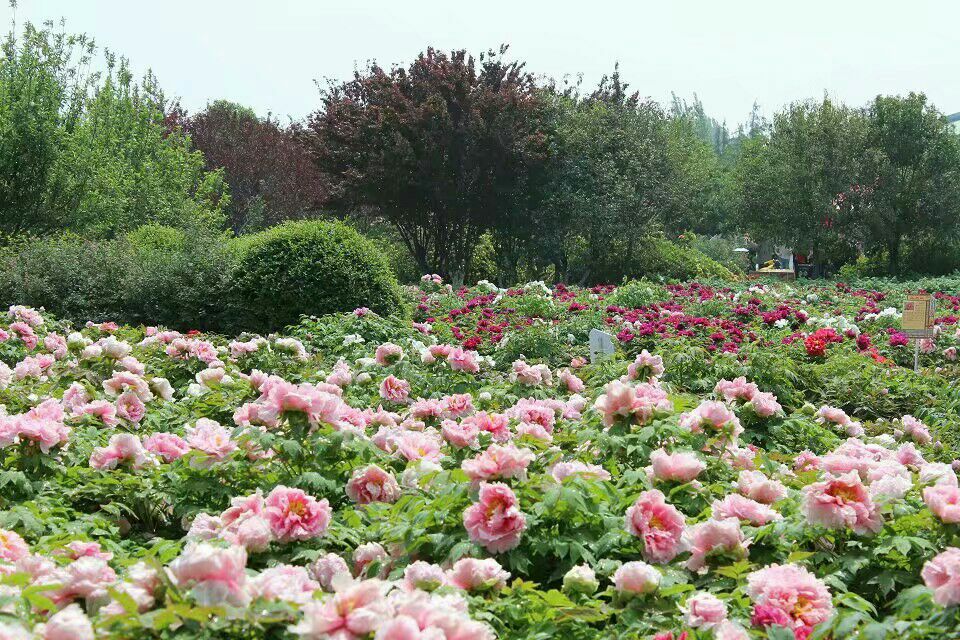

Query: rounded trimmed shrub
[[230, 220, 406, 332]]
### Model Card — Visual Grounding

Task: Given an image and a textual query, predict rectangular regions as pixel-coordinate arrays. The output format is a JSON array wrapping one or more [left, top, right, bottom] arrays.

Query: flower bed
[[1, 278, 960, 639]]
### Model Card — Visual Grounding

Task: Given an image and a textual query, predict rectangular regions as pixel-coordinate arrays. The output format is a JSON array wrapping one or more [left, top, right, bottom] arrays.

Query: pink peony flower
[[463, 482, 527, 553], [14, 399, 70, 453], [901, 415, 933, 445], [447, 347, 480, 373], [307, 553, 350, 591], [712, 494, 782, 526], [89, 433, 155, 470], [264, 486, 331, 542], [794, 451, 821, 472], [114, 390, 146, 424], [353, 542, 390, 577], [346, 465, 401, 505], [924, 484, 960, 524], [627, 350, 665, 381], [624, 489, 686, 564], [289, 579, 391, 639], [441, 418, 480, 449], [550, 460, 611, 483], [62, 556, 117, 600], [375, 342, 404, 366], [748, 391, 783, 418], [326, 359, 353, 387], [557, 368, 585, 393], [922, 547, 960, 606], [685, 517, 749, 572], [461, 411, 511, 443], [801, 471, 882, 535], [403, 561, 446, 591], [737, 470, 787, 504], [61, 383, 90, 414], [73, 400, 120, 428], [649, 448, 705, 483], [0, 529, 29, 563], [380, 375, 411, 404], [250, 565, 319, 603], [462, 444, 535, 483], [715, 376, 758, 403], [747, 563, 833, 629], [143, 432, 190, 462], [896, 442, 925, 466], [396, 430, 443, 462], [441, 393, 474, 418], [41, 604, 94, 640], [185, 418, 238, 462], [445, 557, 510, 591], [612, 560, 660, 596], [168, 542, 249, 607], [681, 400, 742, 436], [594, 381, 673, 428], [816, 406, 855, 429], [60, 541, 112, 561], [683, 591, 728, 628], [751, 602, 792, 629], [714, 621, 750, 640], [217, 490, 272, 551]]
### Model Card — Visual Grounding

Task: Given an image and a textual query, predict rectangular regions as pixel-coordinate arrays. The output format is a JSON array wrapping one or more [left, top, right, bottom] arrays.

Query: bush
[[0, 233, 129, 321], [230, 220, 406, 332], [606, 279, 669, 309], [0, 227, 237, 330], [634, 236, 735, 281], [119, 225, 238, 331]]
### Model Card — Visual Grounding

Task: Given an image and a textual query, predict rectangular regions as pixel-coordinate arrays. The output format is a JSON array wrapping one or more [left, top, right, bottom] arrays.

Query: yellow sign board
[[902, 294, 935, 334]]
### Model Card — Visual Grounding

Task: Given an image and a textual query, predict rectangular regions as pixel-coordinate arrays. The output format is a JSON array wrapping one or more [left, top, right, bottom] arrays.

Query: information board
[[902, 294, 935, 338]]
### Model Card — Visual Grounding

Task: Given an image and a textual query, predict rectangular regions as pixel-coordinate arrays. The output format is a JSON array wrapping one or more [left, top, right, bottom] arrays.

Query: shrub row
[[0, 220, 407, 333]]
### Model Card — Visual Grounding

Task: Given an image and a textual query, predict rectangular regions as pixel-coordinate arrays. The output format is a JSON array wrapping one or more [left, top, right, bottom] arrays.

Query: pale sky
[[4, 0, 957, 126]]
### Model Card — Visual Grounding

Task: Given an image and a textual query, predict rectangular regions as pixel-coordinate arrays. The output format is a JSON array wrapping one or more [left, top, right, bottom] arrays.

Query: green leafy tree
[[0, 18, 227, 237], [0, 19, 92, 233], [835, 93, 960, 273], [534, 69, 675, 283], [733, 97, 867, 266]]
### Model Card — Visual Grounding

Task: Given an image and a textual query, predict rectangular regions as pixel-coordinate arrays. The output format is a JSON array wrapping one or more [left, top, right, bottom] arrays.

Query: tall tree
[[0, 19, 227, 237], [733, 97, 867, 265], [0, 20, 92, 233], [301, 46, 551, 282], [834, 93, 960, 273], [534, 69, 675, 283], [179, 100, 326, 233]]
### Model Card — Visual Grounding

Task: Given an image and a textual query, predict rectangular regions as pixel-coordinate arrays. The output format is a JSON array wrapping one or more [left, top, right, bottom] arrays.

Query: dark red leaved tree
[[176, 100, 326, 232], [300, 46, 551, 281]]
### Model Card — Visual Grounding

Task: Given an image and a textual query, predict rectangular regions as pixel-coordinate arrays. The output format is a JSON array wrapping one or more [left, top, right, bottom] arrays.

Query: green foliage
[[733, 97, 866, 266], [606, 280, 669, 309], [0, 20, 227, 237], [0, 226, 237, 330], [344, 218, 421, 284], [495, 322, 571, 367], [230, 220, 407, 332], [632, 236, 735, 281]]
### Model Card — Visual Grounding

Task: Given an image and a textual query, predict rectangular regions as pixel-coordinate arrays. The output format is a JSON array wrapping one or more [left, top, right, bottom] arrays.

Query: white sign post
[[589, 329, 615, 364]]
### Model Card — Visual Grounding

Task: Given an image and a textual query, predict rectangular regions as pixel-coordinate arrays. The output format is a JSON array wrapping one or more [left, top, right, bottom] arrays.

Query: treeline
[[3, 20, 960, 290]]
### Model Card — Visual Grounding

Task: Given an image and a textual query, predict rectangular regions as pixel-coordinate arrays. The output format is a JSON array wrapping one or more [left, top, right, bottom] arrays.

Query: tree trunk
[[887, 237, 900, 275]]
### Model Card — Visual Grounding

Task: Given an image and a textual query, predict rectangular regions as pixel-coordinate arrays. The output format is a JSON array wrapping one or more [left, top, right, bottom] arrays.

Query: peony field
[[2, 277, 960, 640]]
